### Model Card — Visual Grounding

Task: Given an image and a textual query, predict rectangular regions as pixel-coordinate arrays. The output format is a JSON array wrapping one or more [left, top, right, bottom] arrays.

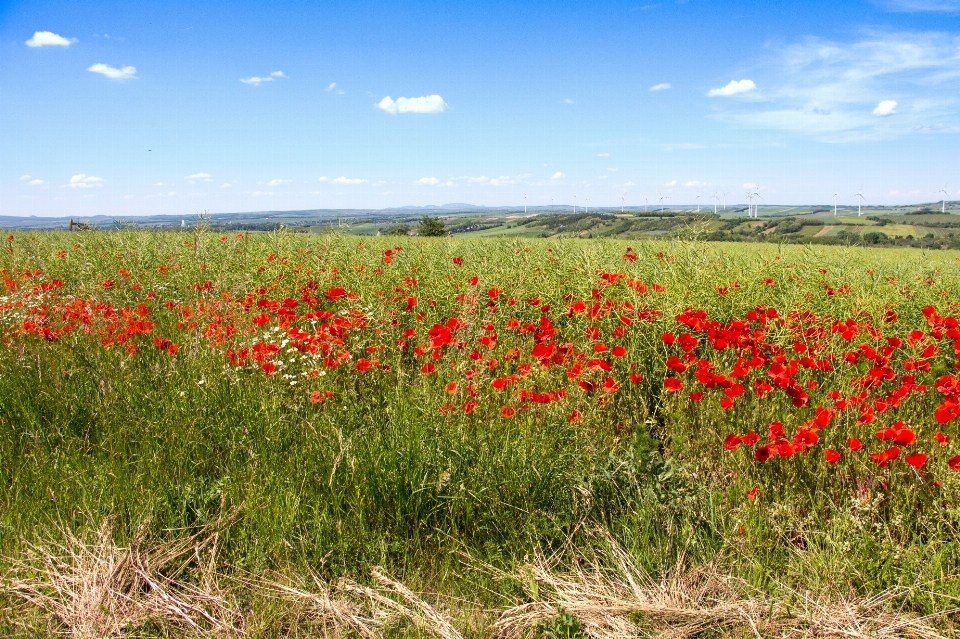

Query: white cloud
[[664, 180, 678, 187], [873, 99, 898, 115], [649, 83, 672, 91], [27, 179, 45, 186], [325, 82, 343, 94], [220, 183, 232, 188], [551, 171, 565, 181], [377, 94, 447, 114], [26, 31, 75, 47], [622, 181, 636, 187], [418, 177, 440, 185], [564, 98, 574, 104], [684, 180, 707, 187], [241, 71, 285, 86], [331, 176, 367, 184], [268, 178, 293, 186], [88, 63, 137, 80], [607, 168, 618, 172], [184, 173, 211, 180], [712, 33, 960, 141], [318, 176, 329, 182], [707, 79, 756, 96], [63, 174, 105, 188], [598, 152, 610, 157], [18, 175, 31, 181]]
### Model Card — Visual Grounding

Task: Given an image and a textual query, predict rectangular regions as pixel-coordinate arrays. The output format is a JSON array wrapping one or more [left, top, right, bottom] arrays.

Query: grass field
[[3, 228, 960, 637]]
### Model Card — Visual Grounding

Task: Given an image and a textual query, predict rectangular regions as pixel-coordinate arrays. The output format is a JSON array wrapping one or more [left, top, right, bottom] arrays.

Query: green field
[[3, 229, 960, 637]]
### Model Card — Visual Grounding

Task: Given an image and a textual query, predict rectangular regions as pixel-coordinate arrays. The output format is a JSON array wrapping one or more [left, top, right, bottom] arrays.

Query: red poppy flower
[[500, 405, 516, 418], [611, 345, 627, 357], [310, 390, 323, 404], [452, 257, 463, 265], [948, 456, 960, 471], [468, 276, 479, 286], [630, 372, 644, 384], [420, 362, 436, 374], [569, 409, 582, 423], [661, 332, 676, 345], [847, 438, 863, 451], [462, 399, 478, 413], [724, 434, 741, 450], [601, 377, 619, 393], [719, 397, 734, 410], [664, 377, 683, 391], [934, 432, 951, 445], [261, 362, 277, 374], [746, 487, 759, 501], [824, 449, 841, 463], [741, 431, 760, 447], [905, 452, 927, 470], [688, 390, 704, 401]]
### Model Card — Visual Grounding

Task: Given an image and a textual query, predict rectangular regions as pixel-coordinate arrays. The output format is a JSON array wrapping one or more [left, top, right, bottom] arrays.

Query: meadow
[[2, 227, 960, 637]]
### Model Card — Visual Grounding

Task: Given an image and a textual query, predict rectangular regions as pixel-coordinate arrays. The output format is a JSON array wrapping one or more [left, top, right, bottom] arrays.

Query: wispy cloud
[[267, 178, 292, 186], [597, 152, 610, 157], [319, 176, 367, 185], [551, 172, 565, 181], [377, 94, 447, 114], [878, 0, 960, 11], [649, 82, 672, 91], [707, 79, 756, 96], [62, 174, 104, 188], [712, 32, 960, 141], [88, 63, 136, 80], [26, 179, 45, 186], [26, 31, 75, 47], [241, 71, 286, 86], [325, 82, 344, 94], [418, 177, 440, 185], [664, 180, 678, 187]]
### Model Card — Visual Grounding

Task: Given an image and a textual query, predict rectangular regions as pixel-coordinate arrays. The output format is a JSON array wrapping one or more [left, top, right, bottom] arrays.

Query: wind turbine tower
[[940, 185, 949, 213], [711, 191, 719, 214], [833, 190, 839, 217], [523, 194, 527, 214], [620, 194, 625, 213], [695, 191, 702, 213], [855, 185, 865, 217]]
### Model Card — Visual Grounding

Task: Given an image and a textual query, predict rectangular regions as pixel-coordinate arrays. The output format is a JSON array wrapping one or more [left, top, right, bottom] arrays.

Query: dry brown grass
[[4, 521, 957, 639], [492, 536, 959, 639], [1, 516, 241, 638]]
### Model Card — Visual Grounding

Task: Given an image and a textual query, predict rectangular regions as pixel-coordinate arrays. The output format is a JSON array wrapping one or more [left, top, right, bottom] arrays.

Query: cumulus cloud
[[325, 82, 344, 94], [27, 179, 45, 186], [551, 172, 565, 181], [684, 180, 707, 187], [63, 174, 105, 188], [418, 177, 440, 185], [18, 175, 31, 181], [331, 176, 367, 184], [649, 82, 672, 91], [708, 79, 756, 97], [26, 31, 75, 47], [664, 180, 678, 187], [598, 153, 610, 157], [873, 99, 898, 115], [220, 183, 232, 188], [564, 98, 574, 104], [241, 71, 286, 86], [268, 178, 293, 186], [184, 173, 211, 180], [377, 94, 447, 114], [88, 63, 137, 80]]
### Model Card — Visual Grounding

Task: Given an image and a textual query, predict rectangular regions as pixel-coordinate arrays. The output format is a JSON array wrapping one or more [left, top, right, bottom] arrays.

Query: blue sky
[[1, 0, 959, 216]]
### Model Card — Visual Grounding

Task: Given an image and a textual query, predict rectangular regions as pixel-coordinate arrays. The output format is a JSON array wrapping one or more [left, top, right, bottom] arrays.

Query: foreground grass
[[1, 229, 959, 636]]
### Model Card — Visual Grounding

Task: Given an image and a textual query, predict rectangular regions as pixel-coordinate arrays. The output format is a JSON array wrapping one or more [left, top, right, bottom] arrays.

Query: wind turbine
[[620, 194, 626, 213], [584, 197, 589, 213], [550, 198, 554, 211], [695, 191, 702, 213], [644, 196, 649, 212], [752, 189, 763, 217], [721, 189, 727, 210], [573, 192, 577, 214], [855, 184, 865, 217], [711, 191, 719, 214], [939, 185, 949, 213], [745, 191, 754, 218], [523, 194, 527, 214], [833, 190, 839, 217], [657, 190, 665, 213]]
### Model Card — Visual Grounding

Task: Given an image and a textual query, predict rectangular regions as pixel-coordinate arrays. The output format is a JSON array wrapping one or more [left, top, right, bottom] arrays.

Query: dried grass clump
[[493, 537, 958, 639], [258, 568, 464, 639], [2, 517, 241, 638]]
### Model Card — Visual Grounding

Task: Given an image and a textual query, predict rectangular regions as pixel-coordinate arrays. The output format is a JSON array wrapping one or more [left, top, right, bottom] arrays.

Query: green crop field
[[3, 227, 960, 637]]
